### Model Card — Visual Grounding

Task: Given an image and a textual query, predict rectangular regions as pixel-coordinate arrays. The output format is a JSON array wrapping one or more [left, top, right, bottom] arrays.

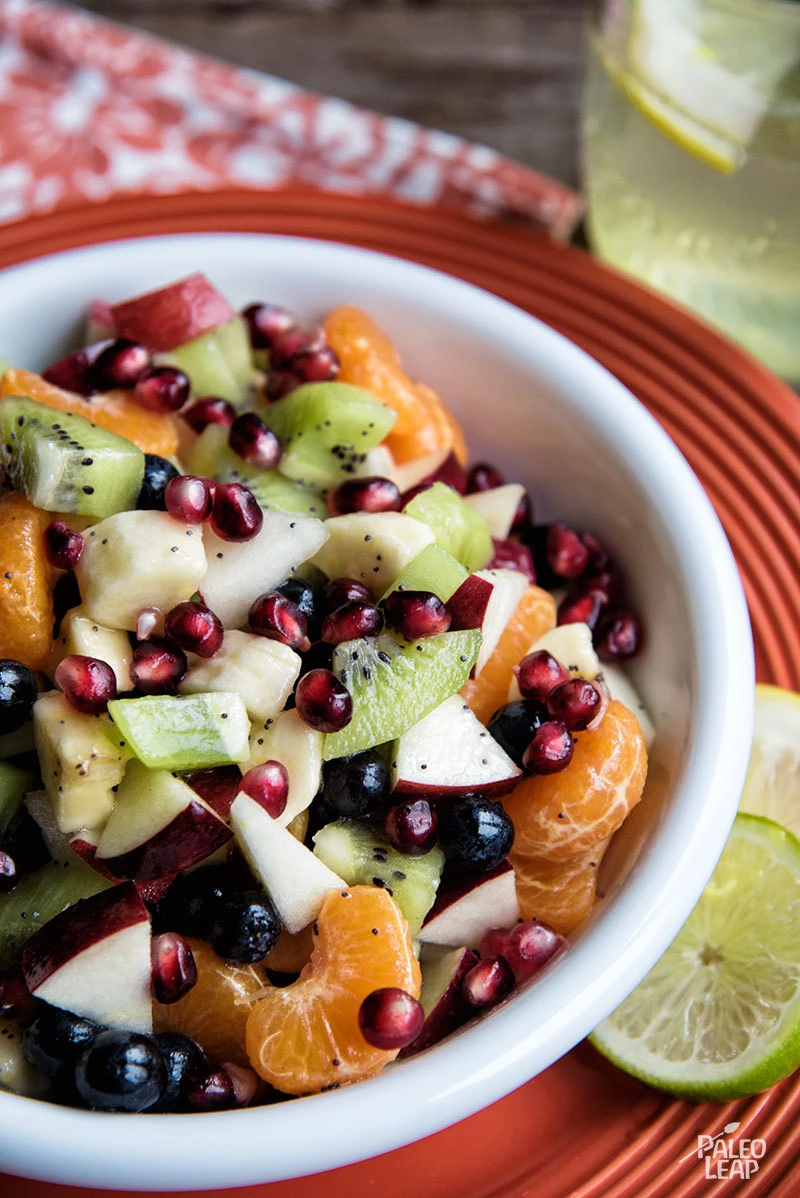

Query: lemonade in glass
[[583, 0, 800, 380]]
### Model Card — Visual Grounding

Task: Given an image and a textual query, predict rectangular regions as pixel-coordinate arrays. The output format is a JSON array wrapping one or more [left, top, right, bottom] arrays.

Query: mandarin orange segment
[[246, 886, 420, 1095], [461, 585, 556, 724], [0, 369, 180, 458], [503, 701, 648, 862], [153, 939, 268, 1067], [512, 848, 609, 935], [263, 924, 314, 974], [0, 492, 54, 671]]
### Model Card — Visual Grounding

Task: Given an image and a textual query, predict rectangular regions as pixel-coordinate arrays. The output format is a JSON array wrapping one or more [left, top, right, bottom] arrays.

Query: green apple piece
[[380, 543, 469, 604], [403, 482, 493, 573], [312, 512, 435, 597], [108, 692, 250, 770], [0, 857, 110, 970], [166, 316, 253, 405], [0, 761, 36, 838], [261, 382, 397, 486], [323, 629, 481, 760]]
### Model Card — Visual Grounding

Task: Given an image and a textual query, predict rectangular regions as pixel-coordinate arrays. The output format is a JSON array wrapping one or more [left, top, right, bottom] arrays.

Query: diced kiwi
[[0, 857, 110, 970], [166, 316, 253, 405], [108, 692, 250, 770], [0, 397, 145, 517], [404, 482, 493, 573], [380, 543, 469, 604], [187, 424, 325, 518], [324, 630, 481, 760], [0, 761, 35, 838], [313, 819, 444, 938], [261, 382, 397, 486]]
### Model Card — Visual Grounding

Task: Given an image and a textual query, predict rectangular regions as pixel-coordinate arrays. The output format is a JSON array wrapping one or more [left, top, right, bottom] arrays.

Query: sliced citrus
[[512, 848, 608, 935], [0, 492, 54, 671], [461, 585, 556, 725], [246, 886, 420, 1095], [504, 701, 648, 861], [739, 684, 800, 837], [0, 368, 180, 457], [263, 924, 314, 974], [153, 938, 268, 1067]]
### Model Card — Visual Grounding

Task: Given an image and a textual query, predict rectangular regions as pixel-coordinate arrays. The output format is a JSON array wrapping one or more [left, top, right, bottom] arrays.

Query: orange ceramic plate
[[0, 189, 798, 1198]]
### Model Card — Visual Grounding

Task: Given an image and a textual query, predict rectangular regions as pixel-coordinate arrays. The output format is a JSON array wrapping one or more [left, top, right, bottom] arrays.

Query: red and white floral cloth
[[0, 0, 582, 237]]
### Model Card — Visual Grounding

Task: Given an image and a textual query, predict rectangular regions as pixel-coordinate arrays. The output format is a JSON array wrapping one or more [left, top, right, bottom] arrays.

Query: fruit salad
[[0, 274, 650, 1113]]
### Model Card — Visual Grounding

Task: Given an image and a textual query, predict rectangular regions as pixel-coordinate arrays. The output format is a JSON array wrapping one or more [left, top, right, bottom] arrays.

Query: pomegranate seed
[[580, 569, 616, 605], [467, 462, 505, 493], [522, 720, 574, 774], [292, 345, 340, 383], [249, 592, 310, 651], [221, 1060, 260, 1107], [595, 608, 640, 661], [580, 532, 609, 571], [323, 577, 371, 613], [327, 476, 401, 517], [462, 957, 514, 1008], [505, 921, 566, 976], [182, 396, 237, 433], [0, 974, 37, 1023], [557, 589, 605, 630], [515, 650, 570, 703], [586, 680, 610, 731], [242, 302, 296, 349], [130, 638, 187, 694], [265, 370, 302, 401], [90, 338, 151, 389], [165, 475, 214, 525], [185, 1066, 236, 1111], [210, 482, 263, 542], [384, 799, 438, 856], [321, 601, 383, 644], [488, 537, 536, 583], [43, 520, 84, 570], [295, 669, 352, 733], [358, 987, 424, 1050], [164, 600, 223, 658], [0, 849, 18, 893], [547, 522, 589, 579], [479, 927, 512, 960], [55, 655, 116, 715], [513, 491, 533, 530], [385, 590, 451, 639], [151, 932, 198, 1004], [237, 761, 289, 819], [135, 607, 160, 641], [134, 367, 190, 413], [228, 413, 282, 470], [270, 326, 324, 368], [42, 342, 110, 396]]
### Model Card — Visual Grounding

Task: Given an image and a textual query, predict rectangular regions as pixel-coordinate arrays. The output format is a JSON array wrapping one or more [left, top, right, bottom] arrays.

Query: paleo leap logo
[[679, 1122, 767, 1180]]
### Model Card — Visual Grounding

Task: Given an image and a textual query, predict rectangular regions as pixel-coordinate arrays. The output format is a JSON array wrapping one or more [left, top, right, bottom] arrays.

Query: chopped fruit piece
[[380, 543, 468, 604], [512, 852, 607, 936], [241, 707, 323, 828], [187, 424, 326, 519], [0, 857, 110, 971], [153, 939, 266, 1068], [401, 945, 477, 1056], [462, 956, 514, 1008], [508, 623, 600, 702], [52, 609, 135, 694], [108, 692, 250, 770], [461, 585, 556, 724], [358, 987, 424, 1050], [0, 494, 54, 672], [0, 368, 180, 457], [447, 568, 529, 677], [312, 511, 435, 598], [404, 483, 493, 574], [180, 630, 299, 725], [463, 485, 526, 540], [110, 274, 236, 354], [245, 886, 420, 1095], [263, 925, 315, 975], [168, 317, 253, 405], [419, 859, 519, 950]]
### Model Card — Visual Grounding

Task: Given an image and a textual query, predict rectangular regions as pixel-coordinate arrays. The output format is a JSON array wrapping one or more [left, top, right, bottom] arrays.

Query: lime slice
[[739, 684, 800, 837], [591, 813, 800, 1100]]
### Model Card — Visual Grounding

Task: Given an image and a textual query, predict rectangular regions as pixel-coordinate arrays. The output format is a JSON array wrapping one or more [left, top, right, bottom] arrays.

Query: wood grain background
[[79, 0, 586, 186]]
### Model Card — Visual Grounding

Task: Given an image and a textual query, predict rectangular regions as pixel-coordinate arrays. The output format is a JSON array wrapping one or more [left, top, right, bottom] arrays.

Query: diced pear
[[180, 631, 300, 725]]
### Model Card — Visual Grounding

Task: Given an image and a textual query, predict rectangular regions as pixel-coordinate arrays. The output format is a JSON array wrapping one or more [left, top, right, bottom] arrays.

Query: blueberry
[[74, 1030, 166, 1112], [148, 1032, 206, 1113], [0, 660, 38, 735], [441, 798, 515, 871], [137, 454, 180, 511], [209, 890, 281, 964], [322, 749, 390, 818], [151, 864, 232, 937], [22, 1005, 100, 1081], [276, 578, 323, 641], [487, 700, 547, 768]]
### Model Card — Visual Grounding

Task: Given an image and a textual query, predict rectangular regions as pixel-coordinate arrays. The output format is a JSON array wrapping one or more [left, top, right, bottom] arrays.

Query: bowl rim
[[0, 233, 754, 1191]]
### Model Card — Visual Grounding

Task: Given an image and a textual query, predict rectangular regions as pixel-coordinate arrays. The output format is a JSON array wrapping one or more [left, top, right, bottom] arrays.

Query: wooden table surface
[[80, 0, 586, 187]]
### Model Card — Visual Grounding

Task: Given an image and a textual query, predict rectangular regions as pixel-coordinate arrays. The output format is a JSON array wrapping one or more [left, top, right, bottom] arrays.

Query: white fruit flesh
[[389, 448, 449, 494], [75, 511, 207, 631], [353, 445, 396, 479], [0, 1025, 50, 1097], [33, 692, 130, 834], [463, 485, 525, 540], [179, 631, 300, 725], [33, 921, 152, 1032], [419, 861, 520, 948], [392, 694, 520, 797], [311, 511, 435, 596], [450, 569, 528, 678], [241, 707, 323, 828], [598, 663, 655, 748], [200, 511, 328, 629], [508, 622, 600, 701], [52, 607, 133, 691], [231, 793, 345, 933]]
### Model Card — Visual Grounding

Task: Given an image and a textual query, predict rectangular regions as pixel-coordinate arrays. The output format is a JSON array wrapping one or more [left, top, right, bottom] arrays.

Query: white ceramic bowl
[[0, 235, 753, 1191]]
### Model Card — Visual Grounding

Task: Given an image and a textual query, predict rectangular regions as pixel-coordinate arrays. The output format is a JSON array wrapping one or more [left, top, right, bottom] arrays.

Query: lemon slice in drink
[[739, 684, 800, 836], [591, 813, 800, 1100]]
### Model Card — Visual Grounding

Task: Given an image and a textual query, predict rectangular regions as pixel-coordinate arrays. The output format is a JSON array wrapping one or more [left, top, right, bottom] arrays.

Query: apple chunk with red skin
[[399, 945, 478, 1058], [418, 859, 520, 949], [391, 694, 520, 800], [95, 760, 231, 882], [447, 568, 529, 677], [21, 882, 153, 1032], [69, 831, 176, 904], [109, 273, 236, 353]]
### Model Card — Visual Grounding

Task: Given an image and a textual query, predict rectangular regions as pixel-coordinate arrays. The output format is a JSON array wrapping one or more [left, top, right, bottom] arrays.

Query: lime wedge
[[739, 684, 800, 837], [591, 813, 800, 1100]]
